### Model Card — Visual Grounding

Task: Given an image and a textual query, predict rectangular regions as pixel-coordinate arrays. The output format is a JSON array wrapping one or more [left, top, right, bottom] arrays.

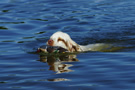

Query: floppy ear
[[57, 37, 81, 52], [66, 40, 73, 52], [66, 40, 81, 52]]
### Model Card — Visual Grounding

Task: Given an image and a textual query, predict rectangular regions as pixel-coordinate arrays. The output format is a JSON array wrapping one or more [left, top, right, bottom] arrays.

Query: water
[[0, 0, 135, 89]]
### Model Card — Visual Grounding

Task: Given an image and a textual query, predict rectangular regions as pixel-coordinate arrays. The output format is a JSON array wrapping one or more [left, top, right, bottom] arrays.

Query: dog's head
[[47, 31, 81, 52]]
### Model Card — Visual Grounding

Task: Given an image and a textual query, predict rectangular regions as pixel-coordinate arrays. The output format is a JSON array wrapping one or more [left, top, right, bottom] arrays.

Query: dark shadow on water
[[38, 54, 79, 74], [35, 53, 79, 82], [27, 42, 135, 82]]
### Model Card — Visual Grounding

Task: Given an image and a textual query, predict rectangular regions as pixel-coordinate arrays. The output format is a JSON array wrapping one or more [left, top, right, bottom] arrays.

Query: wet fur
[[47, 31, 112, 52]]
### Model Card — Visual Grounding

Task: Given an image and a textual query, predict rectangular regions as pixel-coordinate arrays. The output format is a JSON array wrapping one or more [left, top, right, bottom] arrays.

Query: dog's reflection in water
[[39, 54, 79, 74]]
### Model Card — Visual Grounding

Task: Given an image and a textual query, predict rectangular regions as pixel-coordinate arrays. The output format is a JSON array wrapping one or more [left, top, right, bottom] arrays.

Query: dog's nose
[[48, 39, 54, 46]]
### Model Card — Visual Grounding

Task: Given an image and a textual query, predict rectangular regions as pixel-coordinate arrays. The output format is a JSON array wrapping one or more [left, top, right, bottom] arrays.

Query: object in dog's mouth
[[37, 45, 68, 53]]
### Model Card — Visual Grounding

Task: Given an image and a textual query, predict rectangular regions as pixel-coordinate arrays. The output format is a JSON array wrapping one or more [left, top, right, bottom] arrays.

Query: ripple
[[22, 36, 35, 39], [33, 19, 48, 22], [1, 40, 15, 42], [17, 41, 33, 43], [0, 81, 7, 83], [2, 10, 9, 12], [12, 24, 37, 30], [0, 0, 135, 90], [35, 31, 46, 35], [0, 26, 8, 30], [0, 22, 24, 24]]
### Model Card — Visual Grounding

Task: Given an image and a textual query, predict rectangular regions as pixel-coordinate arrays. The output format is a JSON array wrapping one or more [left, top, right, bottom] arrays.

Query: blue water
[[0, 0, 135, 90]]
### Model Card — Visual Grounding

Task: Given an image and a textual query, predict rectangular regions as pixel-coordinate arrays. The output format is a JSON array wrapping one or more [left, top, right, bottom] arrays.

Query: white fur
[[49, 32, 74, 49], [47, 31, 111, 52]]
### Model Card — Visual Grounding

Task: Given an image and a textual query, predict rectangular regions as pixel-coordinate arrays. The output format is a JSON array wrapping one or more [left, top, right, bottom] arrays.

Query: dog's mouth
[[36, 45, 68, 53]]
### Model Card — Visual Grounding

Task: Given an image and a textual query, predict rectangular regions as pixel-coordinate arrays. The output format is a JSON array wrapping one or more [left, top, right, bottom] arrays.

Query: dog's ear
[[57, 38, 72, 52], [66, 40, 73, 52], [66, 40, 81, 52]]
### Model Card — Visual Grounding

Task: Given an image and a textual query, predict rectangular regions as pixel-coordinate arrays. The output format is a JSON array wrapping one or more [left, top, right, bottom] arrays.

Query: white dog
[[47, 31, 111, 52]]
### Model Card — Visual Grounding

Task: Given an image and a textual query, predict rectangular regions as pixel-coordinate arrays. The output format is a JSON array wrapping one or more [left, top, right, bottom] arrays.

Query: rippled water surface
[[0, 0, 135, 90]]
